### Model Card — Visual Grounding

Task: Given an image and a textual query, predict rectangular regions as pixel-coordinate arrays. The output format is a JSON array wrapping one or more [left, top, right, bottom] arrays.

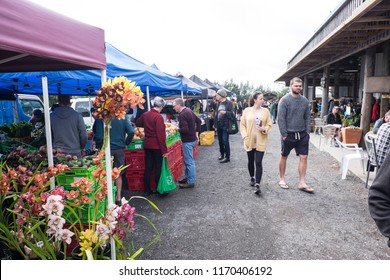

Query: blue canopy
[[0, 43, 183, 95]]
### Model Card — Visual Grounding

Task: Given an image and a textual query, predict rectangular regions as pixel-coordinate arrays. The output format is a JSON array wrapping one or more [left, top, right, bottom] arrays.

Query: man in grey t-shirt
[[277, 77, 313, 193]]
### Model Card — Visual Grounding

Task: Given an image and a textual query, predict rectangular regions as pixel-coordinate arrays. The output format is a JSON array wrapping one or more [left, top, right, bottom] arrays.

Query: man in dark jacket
[[94, 117, 134, 204], [173, 98, 201, 188], [368, 152, 390, 248], [215, 89, 234, 163], [51, 95, 87, 157]]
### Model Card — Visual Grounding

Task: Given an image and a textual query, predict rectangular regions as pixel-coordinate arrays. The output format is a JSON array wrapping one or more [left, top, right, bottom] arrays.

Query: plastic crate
[[97, 185, 117, 216], [126, 139, 144, 150], [172, 141, 182, 160], [125, 150, 145, 171], [199, 131, 215, 146], [165, 149, 175, 169], [55, 165, 98, 186], [193, 143, 199, 159], [0, 141, 37, 154], [166, 132, 180, 148], [126, 170, 156, 191], [171, 161, 183, 183], [173, 132, 181, 142], [63, 201, 96, 224], [126, 170, 144, 191], [63, 184, 117, 224]]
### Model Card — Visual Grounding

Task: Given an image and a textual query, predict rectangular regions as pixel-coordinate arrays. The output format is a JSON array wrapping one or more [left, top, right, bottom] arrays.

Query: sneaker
[[179, 183, 195, 189], [250, 177, 255, 187], [218, 154, 224, 160], [220, 158, 230, 163], [178, 177, 187, 184], [254, 184, 261, 195]]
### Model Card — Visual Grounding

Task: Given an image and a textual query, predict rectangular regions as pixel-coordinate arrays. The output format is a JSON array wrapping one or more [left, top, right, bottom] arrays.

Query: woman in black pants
[[239, 93, 272, 195]]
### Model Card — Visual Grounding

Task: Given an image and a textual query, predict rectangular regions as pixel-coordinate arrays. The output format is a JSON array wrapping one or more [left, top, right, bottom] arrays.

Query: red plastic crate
[[126, 169, 156, 191], [126, 171, 144, 191], [178, 141, 198, 159], [171, 161, 183, 182], [193, 143, 199, 159], [125, 150, 145, 171], [172, 141, 182, 161], [166, 148, 176, 169]]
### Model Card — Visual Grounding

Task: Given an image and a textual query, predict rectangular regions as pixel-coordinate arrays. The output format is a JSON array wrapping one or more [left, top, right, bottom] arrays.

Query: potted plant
[[341, 114, 362, 144]]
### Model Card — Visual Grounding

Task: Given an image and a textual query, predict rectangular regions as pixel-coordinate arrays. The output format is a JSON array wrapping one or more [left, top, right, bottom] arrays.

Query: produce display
[[2, 144, 97, 171], [133, 127, 144, 140], [0, 122, 33, 138], [165, 123, 178, 136]]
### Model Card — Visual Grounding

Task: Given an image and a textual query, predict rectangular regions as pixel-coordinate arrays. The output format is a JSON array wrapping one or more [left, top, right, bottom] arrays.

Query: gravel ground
[[123, 124, 390, 260]]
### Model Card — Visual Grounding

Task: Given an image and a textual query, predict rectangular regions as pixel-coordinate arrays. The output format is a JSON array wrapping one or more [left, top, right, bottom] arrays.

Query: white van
[[70, 97, 95, 129]]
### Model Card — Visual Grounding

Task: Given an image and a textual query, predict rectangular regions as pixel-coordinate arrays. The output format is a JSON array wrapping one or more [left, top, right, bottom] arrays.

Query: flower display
[[0, 162, 73, 259], [93, 76, 145, 122], [0, 77, 160, 260]]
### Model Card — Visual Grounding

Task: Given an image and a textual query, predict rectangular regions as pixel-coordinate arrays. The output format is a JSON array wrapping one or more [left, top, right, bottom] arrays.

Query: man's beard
[[292, 90, 301, 95]]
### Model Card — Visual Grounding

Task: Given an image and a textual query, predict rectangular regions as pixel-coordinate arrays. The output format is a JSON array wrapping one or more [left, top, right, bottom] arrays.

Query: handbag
[[227, 115, 239, 134], [157, 157, 177, 194]]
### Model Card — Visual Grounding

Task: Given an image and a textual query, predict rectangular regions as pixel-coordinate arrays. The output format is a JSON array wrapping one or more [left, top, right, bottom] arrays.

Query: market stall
[[125, 124, 198, 192]]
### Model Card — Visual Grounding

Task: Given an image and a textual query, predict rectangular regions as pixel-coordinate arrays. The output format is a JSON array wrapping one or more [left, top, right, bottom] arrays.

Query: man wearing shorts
[[277, 77, 313, 193]]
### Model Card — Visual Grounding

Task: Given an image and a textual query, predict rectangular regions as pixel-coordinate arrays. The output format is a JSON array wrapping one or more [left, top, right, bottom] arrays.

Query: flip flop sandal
[[278, 182, 289, 189], [298, 185, 314, 193]]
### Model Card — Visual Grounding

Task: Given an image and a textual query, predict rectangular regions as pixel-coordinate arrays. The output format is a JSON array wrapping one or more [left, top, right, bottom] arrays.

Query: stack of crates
[[125, 136, 183, 191], [55, 165, 116, 223], [124, 149, 154, 191], [166, 141, 183, 183]]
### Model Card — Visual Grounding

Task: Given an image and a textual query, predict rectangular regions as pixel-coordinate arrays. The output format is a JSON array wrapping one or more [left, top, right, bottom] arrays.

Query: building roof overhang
[[276, 0, 390, 85]]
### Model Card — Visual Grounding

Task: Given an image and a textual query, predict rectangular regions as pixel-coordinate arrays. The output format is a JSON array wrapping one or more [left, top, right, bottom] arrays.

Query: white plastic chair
[[335, 138, 367, 180], [319, 125, 338, 150], [314, 118, 325, 134], [363, 132, 379, 188]]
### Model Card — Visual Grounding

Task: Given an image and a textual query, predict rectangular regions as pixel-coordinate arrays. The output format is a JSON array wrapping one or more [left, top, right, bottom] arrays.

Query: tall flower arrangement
[[92, 76, 145, 151], [67, 76, 160, 260]]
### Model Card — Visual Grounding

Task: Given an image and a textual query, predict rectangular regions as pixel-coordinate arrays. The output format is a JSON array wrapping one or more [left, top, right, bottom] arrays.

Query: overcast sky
[[30, 0, 342, 90]]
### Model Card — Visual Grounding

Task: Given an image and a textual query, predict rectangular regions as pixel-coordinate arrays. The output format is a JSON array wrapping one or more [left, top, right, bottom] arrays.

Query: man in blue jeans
[[173, 98, 201, 188], [215, 89, 234, 163]]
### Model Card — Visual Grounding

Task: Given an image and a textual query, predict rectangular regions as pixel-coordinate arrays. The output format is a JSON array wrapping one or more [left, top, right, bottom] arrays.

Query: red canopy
[[0, 0, 106, 72]]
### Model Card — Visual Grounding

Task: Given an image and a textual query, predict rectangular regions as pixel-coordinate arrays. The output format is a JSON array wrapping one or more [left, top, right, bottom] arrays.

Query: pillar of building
[[381, 41, 390, 116], [361, 48, 376, 137], [334, 68, 340, 105], [321, 66, 329, 118], [303, 75, 309, 99]]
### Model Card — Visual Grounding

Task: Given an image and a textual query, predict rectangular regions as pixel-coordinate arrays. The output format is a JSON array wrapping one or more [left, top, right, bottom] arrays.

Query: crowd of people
[[39, 77, 389, 248]]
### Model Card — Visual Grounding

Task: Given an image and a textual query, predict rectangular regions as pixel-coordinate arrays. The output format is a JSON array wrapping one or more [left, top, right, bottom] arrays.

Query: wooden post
[[303, 75, 309, 99], [334, 69, 340, 102], [321, 66, 329, 118], [361, 48, 376, 138], [381, 41, 390, 116]]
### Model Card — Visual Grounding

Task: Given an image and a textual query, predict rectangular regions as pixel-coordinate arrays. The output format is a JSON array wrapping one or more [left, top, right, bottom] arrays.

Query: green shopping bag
[[157, 157, 177, 194]]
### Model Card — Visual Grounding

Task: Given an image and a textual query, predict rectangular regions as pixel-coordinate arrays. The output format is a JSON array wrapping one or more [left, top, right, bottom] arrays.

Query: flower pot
[[341, 127, 363, 144]]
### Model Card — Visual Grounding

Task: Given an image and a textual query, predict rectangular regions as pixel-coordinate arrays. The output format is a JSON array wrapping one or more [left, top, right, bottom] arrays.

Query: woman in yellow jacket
[[240, 92, 272, 195]]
